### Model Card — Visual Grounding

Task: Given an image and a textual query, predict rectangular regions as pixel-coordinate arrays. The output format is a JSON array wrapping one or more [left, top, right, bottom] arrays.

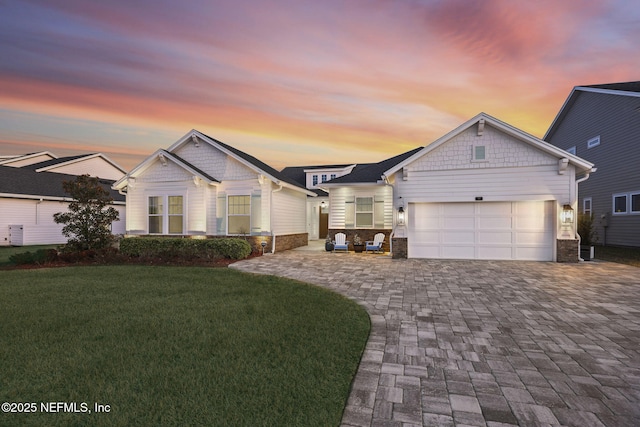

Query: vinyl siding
[[545, 91, 640, 246], [272, 187, 306, 235], [328, 185, 393, 229]]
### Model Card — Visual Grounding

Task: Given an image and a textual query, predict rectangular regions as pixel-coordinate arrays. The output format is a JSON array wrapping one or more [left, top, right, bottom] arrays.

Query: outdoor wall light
[[397, 206, 406, 226], [561, 204, 574, 224]]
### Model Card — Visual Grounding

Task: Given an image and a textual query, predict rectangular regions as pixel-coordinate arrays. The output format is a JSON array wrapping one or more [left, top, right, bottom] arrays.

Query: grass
[[595, 245, 640, 267], [0, 266, 370, 426], [0, 245, 58, 266]]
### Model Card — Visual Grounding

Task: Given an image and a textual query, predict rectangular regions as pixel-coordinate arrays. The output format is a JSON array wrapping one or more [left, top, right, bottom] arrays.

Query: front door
[[319, 204, 329, 239]]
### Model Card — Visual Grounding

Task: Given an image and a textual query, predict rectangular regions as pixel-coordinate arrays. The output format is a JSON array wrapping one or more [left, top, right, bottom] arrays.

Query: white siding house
[[113, 130, 315, 252]]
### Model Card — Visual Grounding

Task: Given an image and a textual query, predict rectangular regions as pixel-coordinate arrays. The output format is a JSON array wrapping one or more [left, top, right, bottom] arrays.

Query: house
[[544, 81, 640, 247], [320, 113, 595, 261], [122, 113, 594, 261], [112, 131, 317, 253], [0, 151, 57, 167], [0, 166, 125, 246], [17, 153, 127, 180]]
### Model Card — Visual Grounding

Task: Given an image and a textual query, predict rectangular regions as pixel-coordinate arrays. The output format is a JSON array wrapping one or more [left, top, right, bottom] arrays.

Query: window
[[355, 197, 373, 228], [148, 195, 183, 234], [321, 174, 327, 183], [613, 193, 627, 214], [587, 136, 600, 149], [632, 193, 640, 214], [472, 144, 486, 162], [583, 197, 592, 216], [330, 174, 336, 180], [312, 175, 318, 186], [148, 196, 163, 234], [566, 146, 576, 155], [228, 195, 250, 234], [168, 196, 183, 234]]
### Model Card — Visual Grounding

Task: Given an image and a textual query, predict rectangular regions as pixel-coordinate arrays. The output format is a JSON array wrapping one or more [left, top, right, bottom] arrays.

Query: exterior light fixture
[[261, 240, 267, 255], [397, 206, 405, 226], [561, 204, 574, 224]]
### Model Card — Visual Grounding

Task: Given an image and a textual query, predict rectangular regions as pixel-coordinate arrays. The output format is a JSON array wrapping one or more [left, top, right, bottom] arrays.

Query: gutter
[[575, 168, 596, 261]]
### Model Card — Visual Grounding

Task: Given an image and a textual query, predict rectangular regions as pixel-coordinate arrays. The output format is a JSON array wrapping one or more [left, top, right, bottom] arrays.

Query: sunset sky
[[1, 0, 638, 171]]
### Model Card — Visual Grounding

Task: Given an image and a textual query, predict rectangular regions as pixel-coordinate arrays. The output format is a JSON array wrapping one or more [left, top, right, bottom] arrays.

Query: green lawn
[[595, 245, 640, 267], [0, 266, 370, 426]]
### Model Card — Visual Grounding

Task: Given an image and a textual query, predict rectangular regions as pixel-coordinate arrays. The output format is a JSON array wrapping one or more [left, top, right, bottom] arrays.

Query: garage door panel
[[409, 201, 553, 261], [444, 216, 474, 229], [478, 231, 512, 244], [478, 217, 512, 229]]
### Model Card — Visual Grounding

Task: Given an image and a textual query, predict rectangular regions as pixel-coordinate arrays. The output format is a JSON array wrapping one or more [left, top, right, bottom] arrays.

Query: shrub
[[9, 249, 58, 266], [119, 238, 252, 261]]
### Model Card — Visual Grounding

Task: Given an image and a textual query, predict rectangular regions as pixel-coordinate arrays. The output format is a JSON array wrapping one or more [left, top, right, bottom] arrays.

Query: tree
[[54, 174, 120, 251]]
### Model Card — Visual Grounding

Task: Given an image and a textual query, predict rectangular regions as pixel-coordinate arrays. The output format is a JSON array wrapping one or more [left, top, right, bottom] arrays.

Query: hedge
[[119, 238, 252, 260]]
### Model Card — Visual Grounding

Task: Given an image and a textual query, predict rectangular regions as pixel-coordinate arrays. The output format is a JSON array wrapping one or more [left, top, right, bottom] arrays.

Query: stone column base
[[557, 239, 579, 263], [392, 237, 407, 259]]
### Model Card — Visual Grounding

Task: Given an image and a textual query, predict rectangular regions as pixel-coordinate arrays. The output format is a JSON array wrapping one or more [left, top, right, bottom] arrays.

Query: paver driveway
[[230, 250, 640, 426]]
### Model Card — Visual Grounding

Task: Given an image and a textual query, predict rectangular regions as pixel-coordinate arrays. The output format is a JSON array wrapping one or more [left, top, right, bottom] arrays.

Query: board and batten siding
[[545, 90, 640, 247], [271, 187, 307, 235], [328, 185, 393, 229]]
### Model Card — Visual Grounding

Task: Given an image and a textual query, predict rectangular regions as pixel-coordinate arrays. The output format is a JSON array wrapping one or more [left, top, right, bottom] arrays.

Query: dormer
[[304, 164, 356, 189]]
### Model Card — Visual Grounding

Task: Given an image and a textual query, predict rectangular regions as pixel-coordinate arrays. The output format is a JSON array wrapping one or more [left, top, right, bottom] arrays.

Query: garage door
[[408, 201, 554, 261]]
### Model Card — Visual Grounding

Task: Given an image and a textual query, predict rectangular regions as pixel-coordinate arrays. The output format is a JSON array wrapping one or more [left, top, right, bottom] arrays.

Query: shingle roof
[[584, 81, 640, 93], [325, 147, 424, 184], [21, 154, 95, 170], [0, 166, 124, 202], [196, 131, 308, 191]]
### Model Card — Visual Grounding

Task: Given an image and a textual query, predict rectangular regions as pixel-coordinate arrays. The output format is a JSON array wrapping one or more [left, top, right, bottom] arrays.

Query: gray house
[[544, 81, 640, 247]]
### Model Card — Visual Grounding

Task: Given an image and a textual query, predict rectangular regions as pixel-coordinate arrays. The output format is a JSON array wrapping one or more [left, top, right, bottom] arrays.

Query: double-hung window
[[355, 197, 373, 228], [228, 195, 251, 234], [148, 195, 183, 234], [613, 193, 628, 214], [583, 197, 592, 216], [632, 192, 640, 214]]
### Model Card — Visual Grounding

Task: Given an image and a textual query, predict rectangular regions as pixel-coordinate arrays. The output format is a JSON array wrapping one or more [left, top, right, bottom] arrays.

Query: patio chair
[[333, 232, 349, 252], [365, 233, 385, 253]]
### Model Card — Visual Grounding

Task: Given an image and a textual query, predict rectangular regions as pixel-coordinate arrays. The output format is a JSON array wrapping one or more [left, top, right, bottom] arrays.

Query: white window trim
[[612, 193, 628, 215], [471, 144, 487, 162], [355, 196, 374, 228], [630, 191, 640, 214], [587, 135, 600, 149], [566, 146, 576, 155], [583, 197, 592, 215], [147, 194, 185, 234], [227, 195, 251, 235]]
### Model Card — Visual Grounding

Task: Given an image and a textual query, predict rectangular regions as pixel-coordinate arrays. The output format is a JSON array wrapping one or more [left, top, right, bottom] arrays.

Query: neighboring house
[[0, 151, 57, 167], [112, 131, 317, 253], [122, 113, 594, 261], [18, 153, 127, 180], [544, 81, 640, 247], [0, 166, 125, 246]]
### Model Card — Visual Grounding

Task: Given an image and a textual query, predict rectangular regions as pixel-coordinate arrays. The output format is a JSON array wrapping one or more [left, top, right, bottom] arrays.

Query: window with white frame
[[330, 174, 336, 180], [355, 197, 373, 228], [472, 144, 486, 162], [587, 135, 600, 149], [613, 193, 627, 214], [632, 192, 640, 214], [321, 174, 327, 183], [312, 175, 318, 186], [566, 146, 576, 155], [228, 195, 251, 234], [583, 197, 592, 215], [148, 195, 183, 234]]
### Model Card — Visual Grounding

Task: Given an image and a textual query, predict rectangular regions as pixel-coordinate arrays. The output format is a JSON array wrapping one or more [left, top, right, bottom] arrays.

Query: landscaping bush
[[119, 238, 252, 260], [9, 248, 58, 266]]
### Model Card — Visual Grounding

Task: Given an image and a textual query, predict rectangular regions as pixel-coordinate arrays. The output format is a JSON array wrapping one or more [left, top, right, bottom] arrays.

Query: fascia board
[[0, 192, 125, 205]]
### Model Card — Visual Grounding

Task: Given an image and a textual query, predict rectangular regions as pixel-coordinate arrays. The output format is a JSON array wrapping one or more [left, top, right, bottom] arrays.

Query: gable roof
[[544, 81, 640, 140], [112, 149, 220, 190], [0, 165, 124, 203], [117, 130, 314, 195], [0, 151, 57, 166], [385, 112, 595, 178], [20, 153, 127, 175], [320, 147, 423, 186]]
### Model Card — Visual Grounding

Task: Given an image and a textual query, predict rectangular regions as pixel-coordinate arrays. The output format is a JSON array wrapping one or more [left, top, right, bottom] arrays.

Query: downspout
[[271, 183, 283, 254], [575, 168, 596, 261], [35, 198, 43, 224]]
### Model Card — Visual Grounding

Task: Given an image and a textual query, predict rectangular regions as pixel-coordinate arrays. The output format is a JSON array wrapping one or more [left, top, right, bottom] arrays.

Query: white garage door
[[408, 201, 554, 261]]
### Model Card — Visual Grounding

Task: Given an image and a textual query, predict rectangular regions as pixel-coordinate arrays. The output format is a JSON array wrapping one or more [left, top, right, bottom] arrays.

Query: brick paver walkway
[[230, 249, 640, 426]]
